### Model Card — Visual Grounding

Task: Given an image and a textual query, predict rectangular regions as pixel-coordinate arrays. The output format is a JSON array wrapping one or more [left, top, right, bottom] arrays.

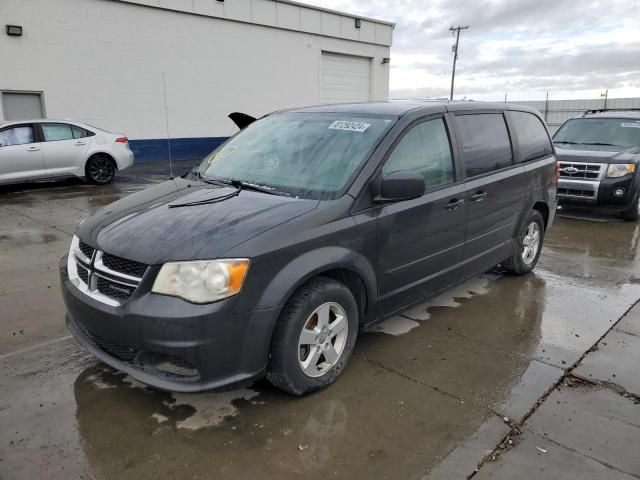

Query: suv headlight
[[152, 259, 249, 304], [606, 164, 635, 178]]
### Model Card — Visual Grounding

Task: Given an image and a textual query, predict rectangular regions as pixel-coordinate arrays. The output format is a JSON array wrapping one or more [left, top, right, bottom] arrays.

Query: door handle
[[74, 141, 86, 146], [470, 191, 488, 202], [445, 199, 465, 210], [26, 146, 41, 152]]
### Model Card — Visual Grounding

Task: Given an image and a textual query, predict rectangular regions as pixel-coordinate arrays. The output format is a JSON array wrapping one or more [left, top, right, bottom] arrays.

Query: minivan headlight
[[606, 164, 635, 178], [152, 259, 249, 303]]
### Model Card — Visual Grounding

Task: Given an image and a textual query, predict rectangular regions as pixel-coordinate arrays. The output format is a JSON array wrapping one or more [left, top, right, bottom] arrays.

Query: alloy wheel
[[521, 221, 541, 265], [89, 157, 115, 183], [298, 302, 349, 378]]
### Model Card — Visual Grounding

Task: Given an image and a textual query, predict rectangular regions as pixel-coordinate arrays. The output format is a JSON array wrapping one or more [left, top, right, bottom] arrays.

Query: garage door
[[2, 92, 44, 120], [320, 52, 371, 104]]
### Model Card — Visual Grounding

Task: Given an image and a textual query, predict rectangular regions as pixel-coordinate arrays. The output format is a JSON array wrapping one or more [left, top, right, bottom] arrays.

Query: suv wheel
[[620, 194, 640, 221], [86, 154, 116, 184], [503, 210, 545, 275], [267, 277, 358, 395]]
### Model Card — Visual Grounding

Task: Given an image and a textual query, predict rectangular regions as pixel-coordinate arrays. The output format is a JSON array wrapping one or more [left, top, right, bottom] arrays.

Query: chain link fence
[[510, 97, 640, 133]]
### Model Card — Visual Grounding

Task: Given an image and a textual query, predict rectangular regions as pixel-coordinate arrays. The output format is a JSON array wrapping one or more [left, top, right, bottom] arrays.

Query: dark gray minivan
[[61, 101, 558, 395]]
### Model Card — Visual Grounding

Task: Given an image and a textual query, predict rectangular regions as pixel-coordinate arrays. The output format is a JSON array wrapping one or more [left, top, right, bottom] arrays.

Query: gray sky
[[303, 0, 640, 101]]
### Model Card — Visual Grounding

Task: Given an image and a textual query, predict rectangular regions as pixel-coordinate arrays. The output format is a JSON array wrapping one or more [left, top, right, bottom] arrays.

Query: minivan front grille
[[67, 236, 148, 307], [102, 252, 148, 278], [558, 162, 606, 180], [78, 240, 95, 260]]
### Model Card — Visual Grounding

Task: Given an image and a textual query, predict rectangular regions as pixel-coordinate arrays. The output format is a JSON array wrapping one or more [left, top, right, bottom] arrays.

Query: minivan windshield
[[195, 112, 395, 200], [553, 118, 640, 150]]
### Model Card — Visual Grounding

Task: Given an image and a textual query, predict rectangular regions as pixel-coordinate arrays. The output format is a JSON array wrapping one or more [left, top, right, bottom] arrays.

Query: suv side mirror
[[375, 171, 425, 202]]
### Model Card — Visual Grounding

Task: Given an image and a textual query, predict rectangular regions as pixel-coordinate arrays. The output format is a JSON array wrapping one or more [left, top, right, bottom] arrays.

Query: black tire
[[503, 210, 545, 275], [620, 195, 640, 221], [85, 154, 116, 184], [267, 277, 359, 396]]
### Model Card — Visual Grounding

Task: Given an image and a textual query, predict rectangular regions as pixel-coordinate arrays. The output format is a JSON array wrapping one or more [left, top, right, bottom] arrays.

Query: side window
[[454, 113, 513, 177], [382, 118, 454, 190], [71, 125, 91, 139], [510, 111, 553, 162], [0, 126, 35, 147], [42, 123, 74, 142]]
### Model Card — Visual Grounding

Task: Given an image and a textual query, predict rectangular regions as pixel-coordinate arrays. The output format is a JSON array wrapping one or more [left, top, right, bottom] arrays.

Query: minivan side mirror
[[374, 171, 425, 202]]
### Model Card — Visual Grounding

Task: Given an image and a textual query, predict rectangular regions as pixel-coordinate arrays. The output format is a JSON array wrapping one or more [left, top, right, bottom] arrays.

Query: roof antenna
[[162, 72, 174, 179]]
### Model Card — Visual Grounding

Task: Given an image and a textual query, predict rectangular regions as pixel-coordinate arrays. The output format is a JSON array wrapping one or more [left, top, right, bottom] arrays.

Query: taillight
[[115, 137, 128, 143]]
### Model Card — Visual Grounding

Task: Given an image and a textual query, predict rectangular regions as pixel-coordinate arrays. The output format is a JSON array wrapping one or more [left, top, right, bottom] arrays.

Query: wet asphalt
[[1, 161, 639, 479]]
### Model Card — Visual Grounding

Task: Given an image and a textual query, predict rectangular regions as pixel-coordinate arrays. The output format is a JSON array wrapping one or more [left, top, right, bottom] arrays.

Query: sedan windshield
[[195, 112, 395, 199], [553, 118, 640, 149]]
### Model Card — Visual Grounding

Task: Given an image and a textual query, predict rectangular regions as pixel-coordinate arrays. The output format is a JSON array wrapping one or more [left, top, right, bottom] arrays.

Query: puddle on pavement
[[370, 274, 497, 336]]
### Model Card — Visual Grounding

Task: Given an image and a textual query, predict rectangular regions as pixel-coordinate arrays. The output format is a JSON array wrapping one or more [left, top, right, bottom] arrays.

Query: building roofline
[[279, 0, 395, 26]]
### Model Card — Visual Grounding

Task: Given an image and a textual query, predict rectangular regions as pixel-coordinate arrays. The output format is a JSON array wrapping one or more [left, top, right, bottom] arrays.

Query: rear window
[[454, 113, 513, 177], [510, 111, 553, 162]]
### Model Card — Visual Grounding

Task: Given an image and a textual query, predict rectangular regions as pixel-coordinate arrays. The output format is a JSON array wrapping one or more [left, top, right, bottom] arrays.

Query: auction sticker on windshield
[[329, 120, 370, 133], [621, 122, 640, 128]]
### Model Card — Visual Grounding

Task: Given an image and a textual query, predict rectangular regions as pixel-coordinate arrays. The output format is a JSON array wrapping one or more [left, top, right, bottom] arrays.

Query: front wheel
[[503, 210, 545, 275], [86, 154, 116, 184], [267, 277, 358, 396]]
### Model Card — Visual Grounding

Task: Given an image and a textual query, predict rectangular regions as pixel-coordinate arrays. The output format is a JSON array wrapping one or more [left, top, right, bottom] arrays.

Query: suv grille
[[558, 187, 595, 198], [558, 162, 606, 180], [67, 236, 148, 306]]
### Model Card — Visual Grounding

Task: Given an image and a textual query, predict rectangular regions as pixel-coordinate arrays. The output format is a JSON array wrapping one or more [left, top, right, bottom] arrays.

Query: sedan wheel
[[87, 155, 116, 184]]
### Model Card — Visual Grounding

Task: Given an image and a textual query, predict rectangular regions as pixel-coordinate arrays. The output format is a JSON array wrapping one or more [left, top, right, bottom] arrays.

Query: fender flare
[[255, 246, 377, 323]]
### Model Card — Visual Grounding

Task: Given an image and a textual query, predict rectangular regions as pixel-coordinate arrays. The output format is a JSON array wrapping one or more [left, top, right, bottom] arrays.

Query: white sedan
[[0, 120, 134, 185]]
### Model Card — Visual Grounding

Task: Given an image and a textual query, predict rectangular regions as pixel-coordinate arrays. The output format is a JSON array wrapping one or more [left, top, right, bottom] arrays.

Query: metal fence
[[510, 97, 640, 133]]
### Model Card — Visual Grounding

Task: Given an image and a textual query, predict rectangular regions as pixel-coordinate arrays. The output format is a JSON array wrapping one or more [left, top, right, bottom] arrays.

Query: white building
[[1, 0, 394, 160]]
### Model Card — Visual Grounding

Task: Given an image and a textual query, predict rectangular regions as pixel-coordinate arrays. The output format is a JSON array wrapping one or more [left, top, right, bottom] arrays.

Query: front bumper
[[60, 256, 279, 392], [558, 174, 637, 211]]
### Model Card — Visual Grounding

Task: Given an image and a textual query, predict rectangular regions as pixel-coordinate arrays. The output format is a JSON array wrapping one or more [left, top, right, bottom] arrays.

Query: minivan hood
[[554, 145, 640, 164], [77, 178, 319, 265]]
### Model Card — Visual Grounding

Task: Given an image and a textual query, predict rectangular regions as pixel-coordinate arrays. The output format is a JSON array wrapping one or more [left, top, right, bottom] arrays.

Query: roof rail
[[583, 108, 640, 115]]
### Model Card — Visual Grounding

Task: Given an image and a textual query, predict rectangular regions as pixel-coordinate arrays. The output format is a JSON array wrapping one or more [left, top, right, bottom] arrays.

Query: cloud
[[302, 0, 640, 99]]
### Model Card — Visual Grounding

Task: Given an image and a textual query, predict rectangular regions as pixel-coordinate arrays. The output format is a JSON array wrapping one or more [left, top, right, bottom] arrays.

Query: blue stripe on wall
[[129, 136, 228, 163]]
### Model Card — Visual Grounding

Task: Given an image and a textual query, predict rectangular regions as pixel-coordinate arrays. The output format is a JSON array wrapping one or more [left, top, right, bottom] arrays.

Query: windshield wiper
[[169, 174, 241, 208], [554, 141, 581, 145], [227, 179, 279, 196], [579, 142, 625, 147]]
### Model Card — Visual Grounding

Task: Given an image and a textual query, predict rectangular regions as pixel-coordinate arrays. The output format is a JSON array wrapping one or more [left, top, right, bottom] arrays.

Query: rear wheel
[[267, 277, 358, 396], [620, 194, 640, 221], [86, 154, 116, 184], [503, 210, 545, 275]]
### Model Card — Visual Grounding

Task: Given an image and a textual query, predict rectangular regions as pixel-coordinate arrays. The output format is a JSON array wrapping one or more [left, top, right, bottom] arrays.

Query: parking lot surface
[[1, 162, 639, 479]]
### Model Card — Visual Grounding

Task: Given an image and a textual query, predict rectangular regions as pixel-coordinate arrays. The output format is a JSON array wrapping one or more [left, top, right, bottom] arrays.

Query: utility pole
[[449, 25, 469, 100], [601, 89, 608, 110]]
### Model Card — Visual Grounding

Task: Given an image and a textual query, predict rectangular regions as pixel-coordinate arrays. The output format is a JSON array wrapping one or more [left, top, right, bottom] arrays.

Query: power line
[[449, 25, 469, 100]]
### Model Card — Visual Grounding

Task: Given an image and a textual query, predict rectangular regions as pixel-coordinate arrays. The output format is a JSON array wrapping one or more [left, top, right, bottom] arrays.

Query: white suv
[[0, 120, 134, 185]]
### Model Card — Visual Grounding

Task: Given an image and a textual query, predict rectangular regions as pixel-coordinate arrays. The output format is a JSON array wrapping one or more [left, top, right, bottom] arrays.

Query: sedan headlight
[[606, 163, 636, 178], [152, 259, 249, 304]]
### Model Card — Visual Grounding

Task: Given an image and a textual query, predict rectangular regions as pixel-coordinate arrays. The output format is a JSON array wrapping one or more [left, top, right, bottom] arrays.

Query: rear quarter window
[[510, 111, 553, 162], [454, 113, 513, 177]]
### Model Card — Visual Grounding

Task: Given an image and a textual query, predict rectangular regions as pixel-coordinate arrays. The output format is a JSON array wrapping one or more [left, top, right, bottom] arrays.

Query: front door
[[452, 112, 526, 277], [0, 124, 46, 183], [40, 123, 90, 177], [377, 116, 467, 315]]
